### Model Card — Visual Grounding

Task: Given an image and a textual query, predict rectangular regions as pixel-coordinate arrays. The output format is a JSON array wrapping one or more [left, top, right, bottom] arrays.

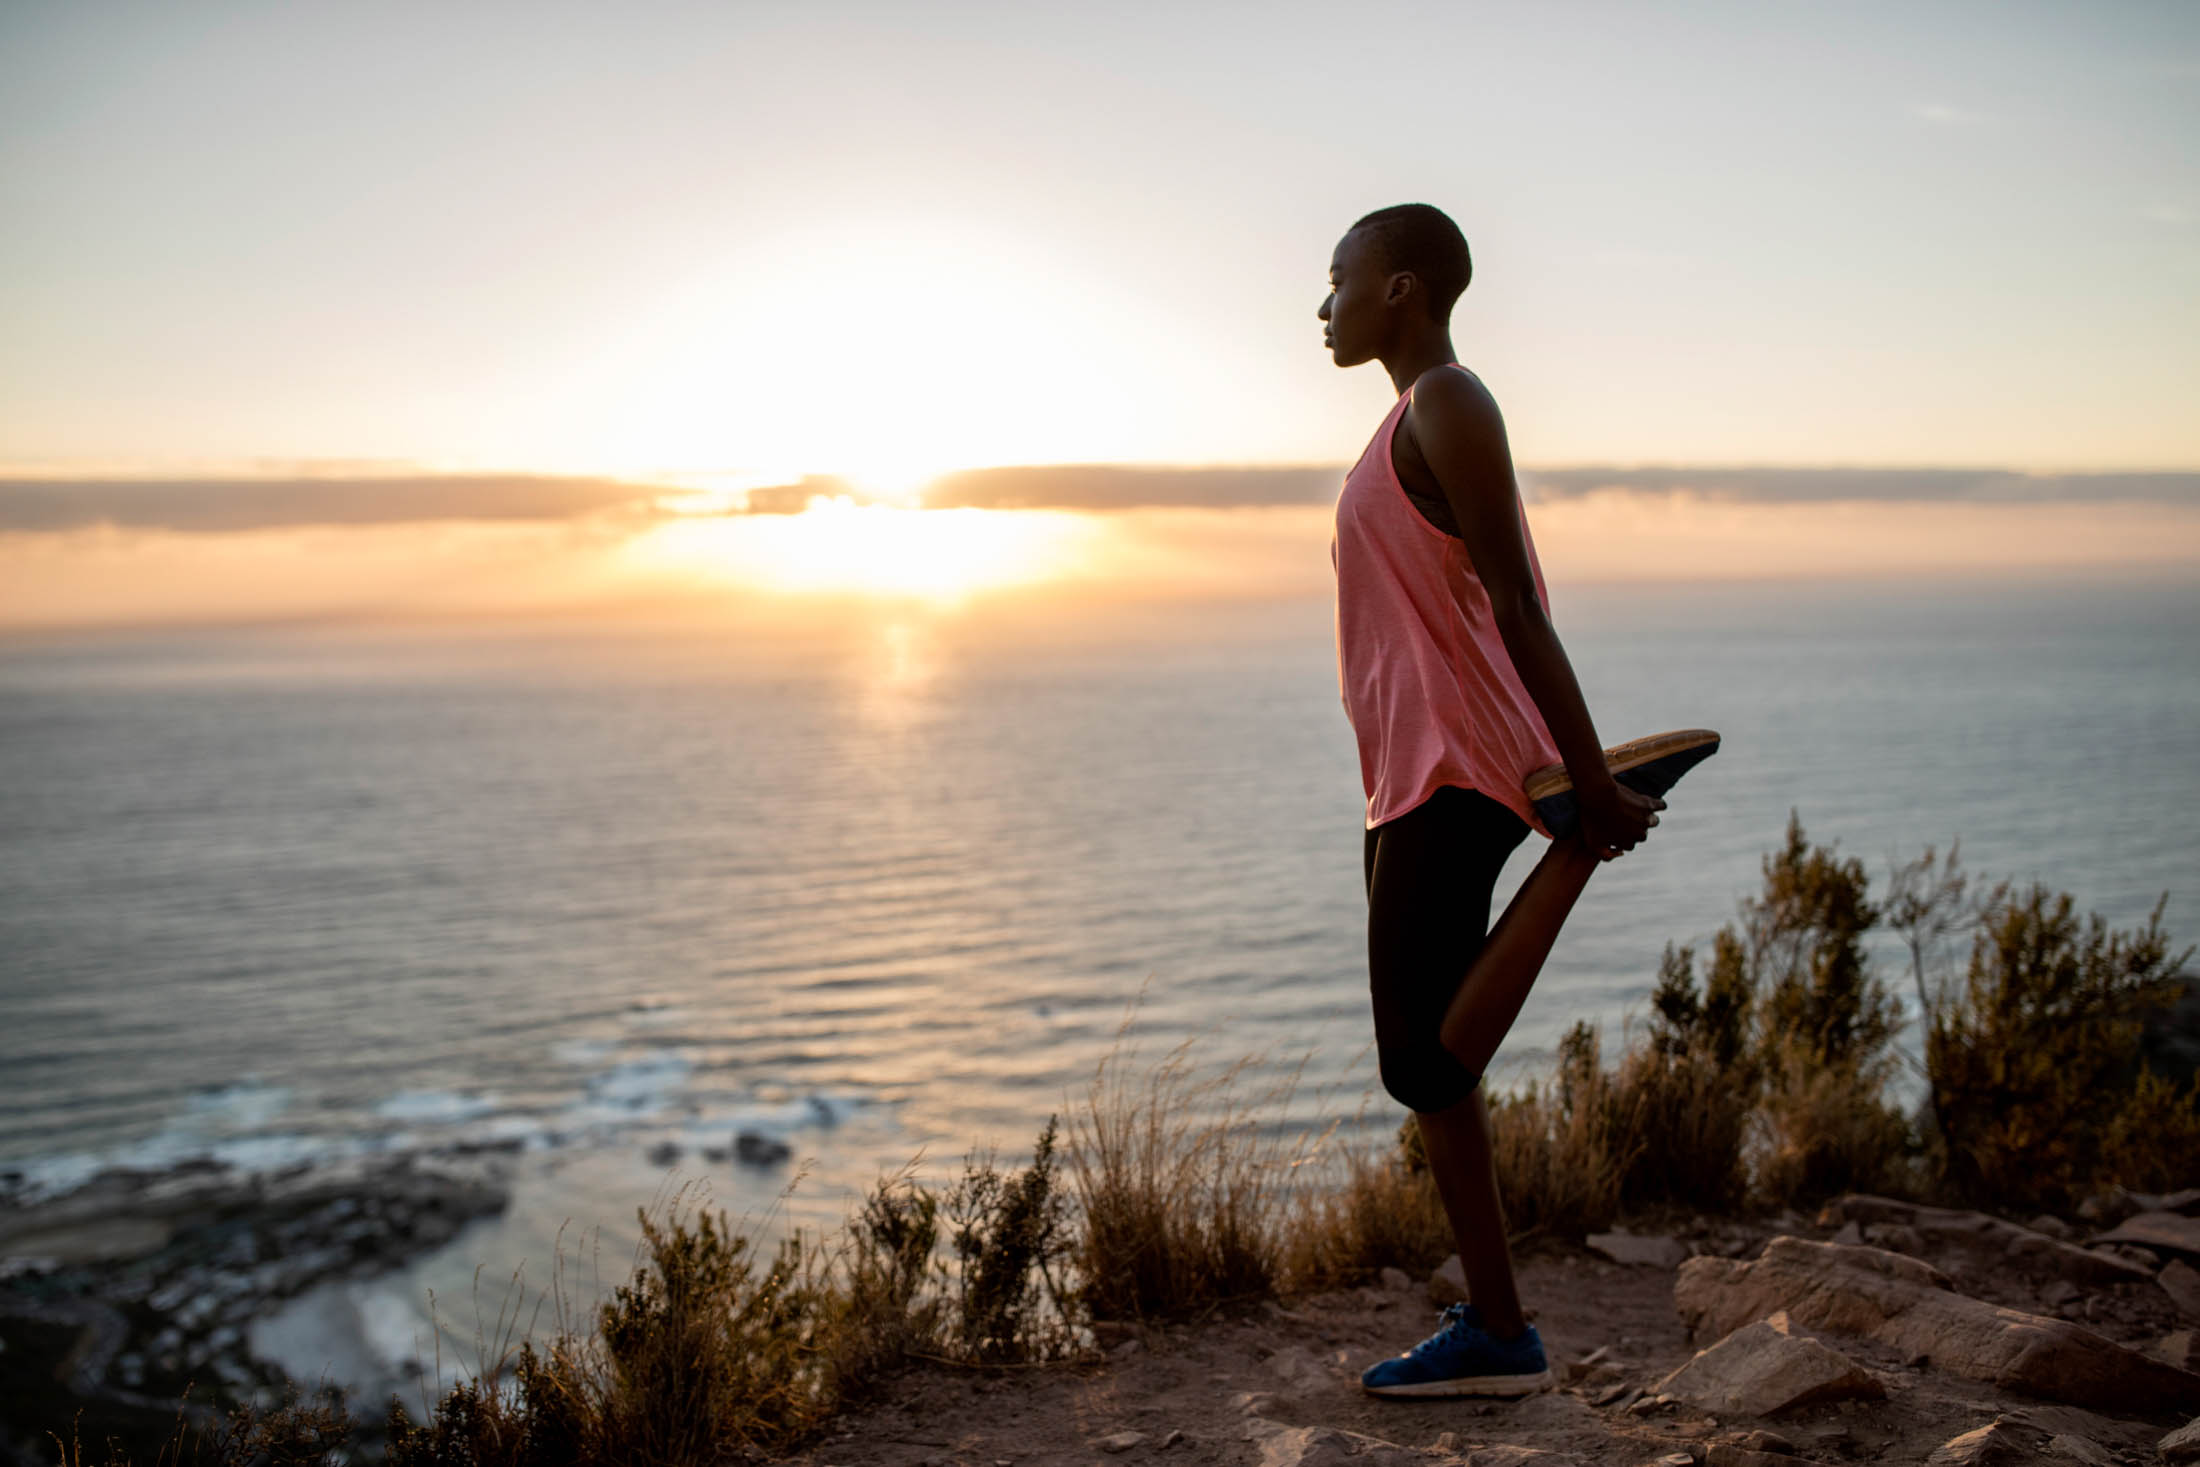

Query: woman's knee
[[1378, 1044, 1481, 1116]]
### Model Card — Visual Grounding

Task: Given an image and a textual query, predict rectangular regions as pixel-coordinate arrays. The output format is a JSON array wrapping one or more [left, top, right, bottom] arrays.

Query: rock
[[1821, 1195, 2153, 1286], [2092, 1210, 2200, 1261], [1255, 1425, 1417, 1467], [1430, 1254, 1469, 1306], [1705, 1450, 1793, 1467], [645, 1140, 682, 1167], [1233, 1391, 1280, 1417], [2161, 1259, 2200, 1320], [1673, 1236, 2200, 1413], [1926, 1422, 2052, 1466], [2029, 1215, 2075, 1241], [1863, 1223, 1925, 1255], [2040, 1279, 2082, 1309], [1098, 1431, 1148, 1453], [1379, 1266, 1413, 1293], [1266, 1346, 1330, 1389], [2044, 1435, 2112, 1466], [1657, 1455, 1695, 1467], [734, 1131, 791, 1166], [1587, 1230, 1690, 1269], [1654, 1312, 1884, 1417], [1160, 1430, 1184, 1449], [1433, 1432, 1458, 1451], [2163, 1419, 2200, 1464], [1502, 1393, 1600, 1432], [1830, 1221, 1864, 1246], [1563, 1343, 1612, 1381], [2155, 1331, 2200, 1371], [1462, 1448, 1581, 1467]]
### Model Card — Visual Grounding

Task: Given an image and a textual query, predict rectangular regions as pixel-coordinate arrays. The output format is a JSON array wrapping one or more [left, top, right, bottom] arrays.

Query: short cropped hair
[[1350, 204, 1472, 321]]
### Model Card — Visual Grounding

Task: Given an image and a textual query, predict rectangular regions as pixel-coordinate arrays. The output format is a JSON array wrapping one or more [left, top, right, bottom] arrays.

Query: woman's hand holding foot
[[1574, 777, 1663, 861]]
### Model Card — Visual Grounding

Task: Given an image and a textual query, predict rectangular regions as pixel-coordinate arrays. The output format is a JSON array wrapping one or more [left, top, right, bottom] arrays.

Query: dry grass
[[1066, 1041, 1309, 1320]]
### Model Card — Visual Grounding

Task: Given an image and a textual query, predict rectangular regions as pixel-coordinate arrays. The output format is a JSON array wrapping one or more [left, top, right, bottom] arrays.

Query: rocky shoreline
[[0, 1145, 514, 1465]]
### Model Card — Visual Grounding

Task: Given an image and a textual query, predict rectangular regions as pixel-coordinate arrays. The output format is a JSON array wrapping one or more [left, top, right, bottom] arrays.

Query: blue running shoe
[[1359, 1304, 1553, 1398]]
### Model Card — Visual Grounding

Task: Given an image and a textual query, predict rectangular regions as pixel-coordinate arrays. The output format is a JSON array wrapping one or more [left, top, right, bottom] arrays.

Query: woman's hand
[[1575, 778, 1663, 861]]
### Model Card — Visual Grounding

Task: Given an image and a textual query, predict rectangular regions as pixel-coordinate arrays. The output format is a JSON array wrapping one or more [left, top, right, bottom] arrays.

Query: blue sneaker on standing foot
[[1359, 1303, 1554, 1398]]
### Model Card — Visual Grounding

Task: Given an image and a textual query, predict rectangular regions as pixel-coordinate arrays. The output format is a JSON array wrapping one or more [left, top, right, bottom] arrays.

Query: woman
[[1323, 203, 1717, 1397]]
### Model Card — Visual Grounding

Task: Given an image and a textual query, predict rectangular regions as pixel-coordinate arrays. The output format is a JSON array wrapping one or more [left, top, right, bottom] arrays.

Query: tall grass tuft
[[1068, 1042, 1304, 1320]]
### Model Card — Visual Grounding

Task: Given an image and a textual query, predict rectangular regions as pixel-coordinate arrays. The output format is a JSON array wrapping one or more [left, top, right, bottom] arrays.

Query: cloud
[[0, 474, 657, 532], [1517, 467, 2200, 505], [4, 465, 2195, 534]]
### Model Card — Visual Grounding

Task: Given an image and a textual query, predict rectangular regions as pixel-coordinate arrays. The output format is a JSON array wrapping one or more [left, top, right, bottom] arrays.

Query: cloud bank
[[2, 465, 2194, 533]]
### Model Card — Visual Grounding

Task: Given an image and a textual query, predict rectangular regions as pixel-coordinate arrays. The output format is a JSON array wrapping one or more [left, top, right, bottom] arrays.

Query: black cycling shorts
[[1363, 784, 1531, 1114]]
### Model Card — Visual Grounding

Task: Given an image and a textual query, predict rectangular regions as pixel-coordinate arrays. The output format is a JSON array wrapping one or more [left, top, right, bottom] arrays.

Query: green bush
[[1927, 887, 2195, 1210]]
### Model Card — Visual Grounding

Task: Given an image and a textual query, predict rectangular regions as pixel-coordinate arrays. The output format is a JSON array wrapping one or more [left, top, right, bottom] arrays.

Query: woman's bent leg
[[1437, 836, 1598, 1077]]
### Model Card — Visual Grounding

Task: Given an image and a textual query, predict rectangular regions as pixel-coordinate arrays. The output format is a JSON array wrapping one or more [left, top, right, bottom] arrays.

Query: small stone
[[1586, 1229, 1690, 1269], [1160, 1430, 1184, 1450], [1593, 1382, 1637, 1408], [1112, 1337, 1143, 1359], [2162, 1258, 2200, 1320], [2029, 1215, 2074, 1241], [1627, 1392, 1675, 1416], [1830, 1221, 1864, 1246], [2039, 1279, 2082, 1308], [2154, 1330, 2200, 1371], [1433, 1431, 1458, 1451], [1234, 1391, 1279, 1416], [2162, 1417, 2200, 1464], [1738, 1430, 1797, 1455], [1863, 1223, 1926, 1255], [1098, 1431, 1148, 1453], [1926, 1422, 2046, 1466], [1379, 1266, 1412, 1293], [2045, 1435, 2112, 1466], [1429, 1254, 1468, 1306], [1659, 1455, 1695, 1466]]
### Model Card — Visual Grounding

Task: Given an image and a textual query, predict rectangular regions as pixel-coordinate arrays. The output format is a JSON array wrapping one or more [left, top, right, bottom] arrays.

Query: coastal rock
[[1587, 1230, 1690, 1269], [1429, 1254, 1468, 1306], [2160, 1419, 2200, 1464], [1098, 1430, 1148, 1453], [2092, 1210, 2200, 1262], [733, 1131, 791, 1166], [1821, 1195, 2153, 1286], [1255, 1424, 1416, 1467], [1654, 1312, 1883, 1417], [1673, 1236, 2200, 1413], [2161, 1259, 2200, 1320]]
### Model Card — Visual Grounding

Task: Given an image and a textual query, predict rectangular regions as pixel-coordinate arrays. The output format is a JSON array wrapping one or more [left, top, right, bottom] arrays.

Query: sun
[[629, 495, 1097, 600]]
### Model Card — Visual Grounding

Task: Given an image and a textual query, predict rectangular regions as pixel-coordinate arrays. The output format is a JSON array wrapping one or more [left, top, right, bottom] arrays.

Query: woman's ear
[[1384, 271, 1418, 308]]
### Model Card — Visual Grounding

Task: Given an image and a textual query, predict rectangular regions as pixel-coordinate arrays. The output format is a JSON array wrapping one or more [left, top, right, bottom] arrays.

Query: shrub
[[1927, 887, 2195, 1210], [1484, 1022, 1627, 1239]]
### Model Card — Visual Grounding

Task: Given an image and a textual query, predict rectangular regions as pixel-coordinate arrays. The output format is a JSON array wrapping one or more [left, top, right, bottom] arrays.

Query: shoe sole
[[1525, 728, 1721, 841], [1361, 1367, 1554, 1399]]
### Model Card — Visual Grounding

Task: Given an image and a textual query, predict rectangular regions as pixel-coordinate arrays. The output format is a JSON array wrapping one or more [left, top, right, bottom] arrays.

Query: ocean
[[3, 570, 2196, 1391]]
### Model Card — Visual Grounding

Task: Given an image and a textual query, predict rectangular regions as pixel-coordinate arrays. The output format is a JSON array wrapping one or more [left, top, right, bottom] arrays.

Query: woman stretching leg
[[1324, 203, 1675, 1398]]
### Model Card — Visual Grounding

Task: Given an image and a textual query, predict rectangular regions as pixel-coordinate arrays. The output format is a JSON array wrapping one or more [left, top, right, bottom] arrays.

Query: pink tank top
[[1331, 368, 1561, 832]]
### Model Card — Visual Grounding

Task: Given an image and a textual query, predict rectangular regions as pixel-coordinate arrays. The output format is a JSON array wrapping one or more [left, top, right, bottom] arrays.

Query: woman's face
[[1318, 229, 1396, 368]]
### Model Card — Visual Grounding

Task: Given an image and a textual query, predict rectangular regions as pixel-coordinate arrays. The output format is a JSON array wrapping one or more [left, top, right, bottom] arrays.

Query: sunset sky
[[2, 2, 2196, 625]]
